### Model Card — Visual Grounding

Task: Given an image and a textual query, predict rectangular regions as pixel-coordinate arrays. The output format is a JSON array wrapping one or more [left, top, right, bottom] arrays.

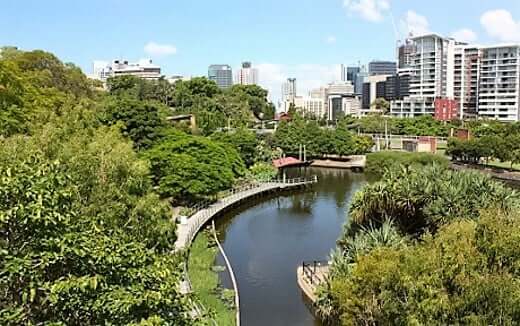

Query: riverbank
[[188, 231, 236, 325]]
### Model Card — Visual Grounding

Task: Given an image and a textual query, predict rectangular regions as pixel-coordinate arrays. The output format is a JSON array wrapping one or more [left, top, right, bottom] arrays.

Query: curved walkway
[[176, 177, 318, 295]]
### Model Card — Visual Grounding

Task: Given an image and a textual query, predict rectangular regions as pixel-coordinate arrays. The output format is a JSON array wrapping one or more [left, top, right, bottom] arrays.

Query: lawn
[[485, 160, 520, 172], [188, 230, 236, 326]]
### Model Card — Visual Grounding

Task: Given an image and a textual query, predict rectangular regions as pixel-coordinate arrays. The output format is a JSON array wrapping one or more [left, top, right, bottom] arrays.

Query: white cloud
[[144, 42, 177, 56], [256, 63, 340, 106], [326, 35, 337, 44], [481, 9, 520, 43], [343, 0, 390, 23], [451, 28, 478, 43], [400, 10, 430, 37]]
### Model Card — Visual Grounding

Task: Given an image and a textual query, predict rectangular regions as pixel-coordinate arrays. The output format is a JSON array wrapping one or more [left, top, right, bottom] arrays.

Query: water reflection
[[215, 168, 371, 326]]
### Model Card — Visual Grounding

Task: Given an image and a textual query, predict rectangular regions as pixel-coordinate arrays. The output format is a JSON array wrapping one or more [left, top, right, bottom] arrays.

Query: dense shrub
[[365, 151, 449, 176], [329, 211, 520, 325]]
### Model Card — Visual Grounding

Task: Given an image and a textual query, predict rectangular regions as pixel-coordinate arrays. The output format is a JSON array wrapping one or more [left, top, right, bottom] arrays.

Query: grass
[[484, 160, 520, 172], [188, 230, 236, 326]]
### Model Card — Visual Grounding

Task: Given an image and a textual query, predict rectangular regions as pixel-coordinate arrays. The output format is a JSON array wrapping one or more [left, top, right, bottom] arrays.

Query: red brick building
[[434, 98, 459, 121]]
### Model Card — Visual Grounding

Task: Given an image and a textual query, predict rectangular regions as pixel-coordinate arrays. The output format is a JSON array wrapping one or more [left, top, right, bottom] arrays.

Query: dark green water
[[215, 168, 371, 326]]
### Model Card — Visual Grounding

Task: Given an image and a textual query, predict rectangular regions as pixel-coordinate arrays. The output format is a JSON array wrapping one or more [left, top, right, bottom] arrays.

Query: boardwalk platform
[[297, 261, 330, 303]]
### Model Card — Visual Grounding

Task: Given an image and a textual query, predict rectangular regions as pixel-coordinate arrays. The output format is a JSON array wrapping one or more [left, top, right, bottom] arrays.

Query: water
[[215, 168, 371, 326]]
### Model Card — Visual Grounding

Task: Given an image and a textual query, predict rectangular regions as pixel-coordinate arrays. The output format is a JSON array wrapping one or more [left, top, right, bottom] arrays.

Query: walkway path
[[176, 177, 318, 294]]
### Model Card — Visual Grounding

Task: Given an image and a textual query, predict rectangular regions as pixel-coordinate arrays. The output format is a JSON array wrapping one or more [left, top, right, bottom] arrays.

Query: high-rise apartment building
[[282, 78, 297, 102], [235, 61, 259, 85], [391, 34, 457, 117], [208, 64, 233, 89], [391, 33, 520, 122], [369, 60, 397, 76], [478, 45, 520, 122]]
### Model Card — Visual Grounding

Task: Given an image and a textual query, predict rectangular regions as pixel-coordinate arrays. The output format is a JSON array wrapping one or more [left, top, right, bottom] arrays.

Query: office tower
[[208, 64, 233, 89], [236, 61, 259, 85], [369, 60, 397, 76], [340, 64, 346, 82], [355, 66, 368, 95]]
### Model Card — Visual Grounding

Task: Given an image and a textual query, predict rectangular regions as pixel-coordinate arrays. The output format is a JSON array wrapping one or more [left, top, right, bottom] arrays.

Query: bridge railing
[[265, 176, 318, 185], [181, 177, 318, 246], [302, 260, 329, 285]]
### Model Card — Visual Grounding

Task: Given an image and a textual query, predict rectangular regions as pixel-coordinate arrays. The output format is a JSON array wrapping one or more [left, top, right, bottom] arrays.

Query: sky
[[1, 0, 520, 102]]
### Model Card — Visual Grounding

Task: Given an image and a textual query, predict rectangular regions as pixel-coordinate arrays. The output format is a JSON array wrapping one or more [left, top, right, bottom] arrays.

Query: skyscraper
[[354, 66, 368, 96], [282, 78, 297, 102], [368, 60, 397, 76], [236, 61, 259, 85], [208, 64, 233, 89], [398, 39, 415, 69]]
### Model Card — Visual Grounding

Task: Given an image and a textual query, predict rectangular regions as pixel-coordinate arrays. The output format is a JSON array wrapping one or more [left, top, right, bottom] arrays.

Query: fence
[[302, 260, 329, 285]]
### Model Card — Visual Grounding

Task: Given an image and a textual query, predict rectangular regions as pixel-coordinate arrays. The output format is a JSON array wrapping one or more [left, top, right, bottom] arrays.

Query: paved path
[[176, 177, 317, 294]]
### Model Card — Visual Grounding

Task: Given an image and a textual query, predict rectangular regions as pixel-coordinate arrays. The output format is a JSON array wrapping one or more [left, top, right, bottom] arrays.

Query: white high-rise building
[[92, 59, 162, 82], [391, 34, 457, 117], [282, 78, 297, 102], [235, 61, 259, 85], [478, 45, 520, 122]]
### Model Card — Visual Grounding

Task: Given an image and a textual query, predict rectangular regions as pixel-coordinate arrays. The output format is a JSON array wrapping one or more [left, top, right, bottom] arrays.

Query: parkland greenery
[[319, 164, 520, 325]]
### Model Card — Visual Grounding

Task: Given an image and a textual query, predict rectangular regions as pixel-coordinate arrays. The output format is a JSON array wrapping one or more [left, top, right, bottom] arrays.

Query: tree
[[211, 128, 259, 167], [144, 132, 246, 203], [0, 127, 198, 325], [100, 95, 169, 150], [370, 98, 390, 114]]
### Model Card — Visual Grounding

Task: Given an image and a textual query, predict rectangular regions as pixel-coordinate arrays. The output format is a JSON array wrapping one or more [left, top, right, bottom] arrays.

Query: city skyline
[[2, 0, 519, 102]]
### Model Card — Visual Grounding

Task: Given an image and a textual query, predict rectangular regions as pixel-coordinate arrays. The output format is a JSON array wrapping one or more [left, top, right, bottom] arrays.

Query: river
[[214, 167, 372, 326]]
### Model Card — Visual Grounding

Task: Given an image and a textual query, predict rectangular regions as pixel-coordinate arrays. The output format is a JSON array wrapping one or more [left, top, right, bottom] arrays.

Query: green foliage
[[100, 95, 169, 149], [329, 212, 520, 325], [273, 116, 373, 157], [0, 129, 197, 325], [348, 165, 519, 236], [144, 132, 246, 203], [447, 133, 520, 169], [210, 129, 259, 166], [365, 151, 449, 176], [248, 162, 278, 182], [188, 232, 236, 326], [0, 48, 209, 325]]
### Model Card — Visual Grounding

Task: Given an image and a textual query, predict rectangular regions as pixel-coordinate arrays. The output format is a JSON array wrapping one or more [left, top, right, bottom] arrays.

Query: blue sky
[[1, 0, 519, 101]]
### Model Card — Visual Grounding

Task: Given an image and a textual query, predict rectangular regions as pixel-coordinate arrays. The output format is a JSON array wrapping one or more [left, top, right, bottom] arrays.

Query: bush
[[329, 211, 520, 325], [365, 151, 449, 176]]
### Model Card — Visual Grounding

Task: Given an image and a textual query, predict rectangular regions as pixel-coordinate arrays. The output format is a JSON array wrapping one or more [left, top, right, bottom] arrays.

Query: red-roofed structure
[[273, 157, 311, 169]]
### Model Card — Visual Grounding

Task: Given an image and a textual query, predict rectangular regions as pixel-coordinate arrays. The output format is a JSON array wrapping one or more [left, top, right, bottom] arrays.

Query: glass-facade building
[[208, 64, 233, 89]]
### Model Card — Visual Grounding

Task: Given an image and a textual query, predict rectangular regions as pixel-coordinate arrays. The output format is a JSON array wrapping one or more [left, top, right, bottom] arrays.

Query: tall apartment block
[[478, 45, 520, 122], [391, 33, 520, 122], [235, 61, 259, 85], [391, 34, 457, 117], [453, 46, 480, 119], [208, 64, 233, 89]]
